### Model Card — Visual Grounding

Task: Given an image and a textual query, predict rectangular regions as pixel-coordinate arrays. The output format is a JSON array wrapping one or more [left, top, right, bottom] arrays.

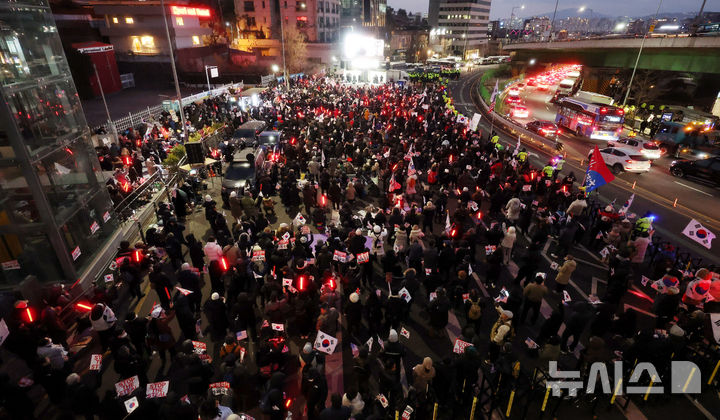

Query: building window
[[125, 17, 134, 24], [192, 35, 201, 45], [112, 16, 118, 23], [284, 1, 287, 8], [262, 1, 265, 8], [131, 36, 156, 54], [175, 16, 184, 26], [244, 1, 254, 12], [318, 1, 323, 12]]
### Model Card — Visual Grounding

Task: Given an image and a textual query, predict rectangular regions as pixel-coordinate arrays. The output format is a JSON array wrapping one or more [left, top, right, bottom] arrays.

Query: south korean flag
[[682, 219, 716, 250], [314, 330, 338, 354]]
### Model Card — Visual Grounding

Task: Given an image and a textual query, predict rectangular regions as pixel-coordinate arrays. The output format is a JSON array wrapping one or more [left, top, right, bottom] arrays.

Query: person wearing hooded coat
[[428, 288, 450, 337], [203, 292, 229, 353], [412, 357, 436, 391]]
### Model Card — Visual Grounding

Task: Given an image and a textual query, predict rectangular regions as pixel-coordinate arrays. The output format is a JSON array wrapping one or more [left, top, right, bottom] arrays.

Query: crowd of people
[[2, 73, 719, 420]]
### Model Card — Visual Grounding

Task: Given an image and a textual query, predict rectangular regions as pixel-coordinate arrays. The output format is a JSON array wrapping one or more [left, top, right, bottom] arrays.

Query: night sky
[[387, 0, 708, 20]]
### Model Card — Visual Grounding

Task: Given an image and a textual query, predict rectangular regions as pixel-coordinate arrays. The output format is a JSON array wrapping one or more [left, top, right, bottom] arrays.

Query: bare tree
[[283, 26, 308, 74], [627, 70, 662, 107]]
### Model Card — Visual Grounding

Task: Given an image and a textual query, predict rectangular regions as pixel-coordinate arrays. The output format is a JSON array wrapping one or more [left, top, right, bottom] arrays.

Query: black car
[[525, 120, 560, 139], [670, 157, 720, 186], [221, 148, 257, 205]]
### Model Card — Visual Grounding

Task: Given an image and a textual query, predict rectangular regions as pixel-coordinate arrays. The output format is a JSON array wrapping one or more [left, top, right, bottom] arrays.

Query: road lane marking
[[673, 181, 713, 197], [466, 74, 720, 231]]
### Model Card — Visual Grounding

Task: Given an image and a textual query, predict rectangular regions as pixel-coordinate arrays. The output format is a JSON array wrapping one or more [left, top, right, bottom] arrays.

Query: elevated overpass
[[503, 36, 720, 73]]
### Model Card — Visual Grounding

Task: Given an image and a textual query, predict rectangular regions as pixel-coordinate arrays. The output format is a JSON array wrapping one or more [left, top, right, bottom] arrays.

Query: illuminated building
[[234, 0, 340, 43], [91, 0, 213, 61], [435, 0, 491, 59]]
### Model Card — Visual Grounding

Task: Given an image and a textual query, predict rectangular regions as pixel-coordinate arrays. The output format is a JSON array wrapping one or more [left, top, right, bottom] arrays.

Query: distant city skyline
[[387, 0, 710, 21]]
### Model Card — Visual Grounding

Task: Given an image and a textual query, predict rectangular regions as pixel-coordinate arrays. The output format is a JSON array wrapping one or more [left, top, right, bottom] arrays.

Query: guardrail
[[93, 82, 244, 133]]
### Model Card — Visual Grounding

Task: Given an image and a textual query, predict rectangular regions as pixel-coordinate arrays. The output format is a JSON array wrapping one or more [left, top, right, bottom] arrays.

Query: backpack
[[468, 299, 482, 320]]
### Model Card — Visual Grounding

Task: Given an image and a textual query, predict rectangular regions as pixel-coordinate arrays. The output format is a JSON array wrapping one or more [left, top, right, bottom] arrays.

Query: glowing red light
[[320, 195, 327, 206], [170, 5, 211, 17], [122, 156, 132, 166], [220, 257, 228, 271], [298, 275, 306, 291], [25, 308, 34, 323], [65, 147, 73, 155], [134, 250, 142, 263], [165, 287, 171, 300], [328, 277, 336, 290], [75, 302, 93, 311], [285, 398, 292, 409], [449, 155, 454, 163]]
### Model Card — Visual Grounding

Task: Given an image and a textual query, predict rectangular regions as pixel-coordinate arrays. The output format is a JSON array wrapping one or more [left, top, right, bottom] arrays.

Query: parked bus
[[574, 90, 614, 106], [555, 98, 625, 141]]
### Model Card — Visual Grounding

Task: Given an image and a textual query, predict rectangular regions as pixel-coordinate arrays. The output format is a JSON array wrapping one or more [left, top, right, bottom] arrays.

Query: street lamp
[[578, 6, 586, 13], [159, 0, 188, 142], [271, 64, 280, 73], [278, 7, 289, 89], [549, 0, 560, 42], [623, 0, 663, 106]]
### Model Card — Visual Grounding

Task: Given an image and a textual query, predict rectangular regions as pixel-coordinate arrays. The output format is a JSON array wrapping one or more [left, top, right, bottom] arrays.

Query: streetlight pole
[[160, 0, 188, 142], [622, 0, 663, 107], [548, 0, 559, 42], [278, 7, 289, 89], [92, 62, 117, 140]]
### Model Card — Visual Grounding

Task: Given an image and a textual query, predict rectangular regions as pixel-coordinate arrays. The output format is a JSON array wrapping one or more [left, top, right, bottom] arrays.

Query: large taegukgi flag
[[682, 219, 716, 249], [584, 145, 615, 193]]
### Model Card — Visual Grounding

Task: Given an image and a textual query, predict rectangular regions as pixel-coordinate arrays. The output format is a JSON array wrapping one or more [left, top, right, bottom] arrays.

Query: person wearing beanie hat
[[382, 328, 405, 367], [412, 356, 436, 391], [489, 303, 513, 362], [299, 341, 325, 373], [345, 292, 363, 337]]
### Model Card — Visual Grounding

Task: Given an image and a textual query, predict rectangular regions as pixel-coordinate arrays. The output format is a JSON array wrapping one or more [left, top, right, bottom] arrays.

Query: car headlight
[[671, 161, 677, 166]]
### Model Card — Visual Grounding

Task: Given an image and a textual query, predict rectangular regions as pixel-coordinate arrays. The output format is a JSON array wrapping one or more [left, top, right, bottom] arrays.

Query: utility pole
[[623, 0, 663, 107], [160, 0, 189, 142]]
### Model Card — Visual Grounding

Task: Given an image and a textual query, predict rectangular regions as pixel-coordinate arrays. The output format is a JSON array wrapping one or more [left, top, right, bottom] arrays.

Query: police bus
[[555, 98, 625, 141]]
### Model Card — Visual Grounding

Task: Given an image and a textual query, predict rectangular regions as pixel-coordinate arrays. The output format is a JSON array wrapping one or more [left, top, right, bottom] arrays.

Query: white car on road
[[608, 138, 662, 160], [588, 146, 651, 174]]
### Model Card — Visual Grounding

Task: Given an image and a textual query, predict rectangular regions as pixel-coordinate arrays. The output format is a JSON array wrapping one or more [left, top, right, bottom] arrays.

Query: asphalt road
[[448, 70, 720, 266]]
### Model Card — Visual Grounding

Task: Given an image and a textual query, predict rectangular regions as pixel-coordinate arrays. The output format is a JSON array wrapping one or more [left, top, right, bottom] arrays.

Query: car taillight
[[626, 160, 635, 164]]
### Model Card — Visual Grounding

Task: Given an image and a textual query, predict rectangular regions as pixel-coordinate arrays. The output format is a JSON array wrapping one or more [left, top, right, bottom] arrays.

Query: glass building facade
[[0, 0, 118, 288]]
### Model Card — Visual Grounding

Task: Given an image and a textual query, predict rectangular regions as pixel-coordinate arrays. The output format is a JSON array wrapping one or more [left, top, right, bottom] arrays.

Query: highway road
[[448, 69, 720, 265]]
